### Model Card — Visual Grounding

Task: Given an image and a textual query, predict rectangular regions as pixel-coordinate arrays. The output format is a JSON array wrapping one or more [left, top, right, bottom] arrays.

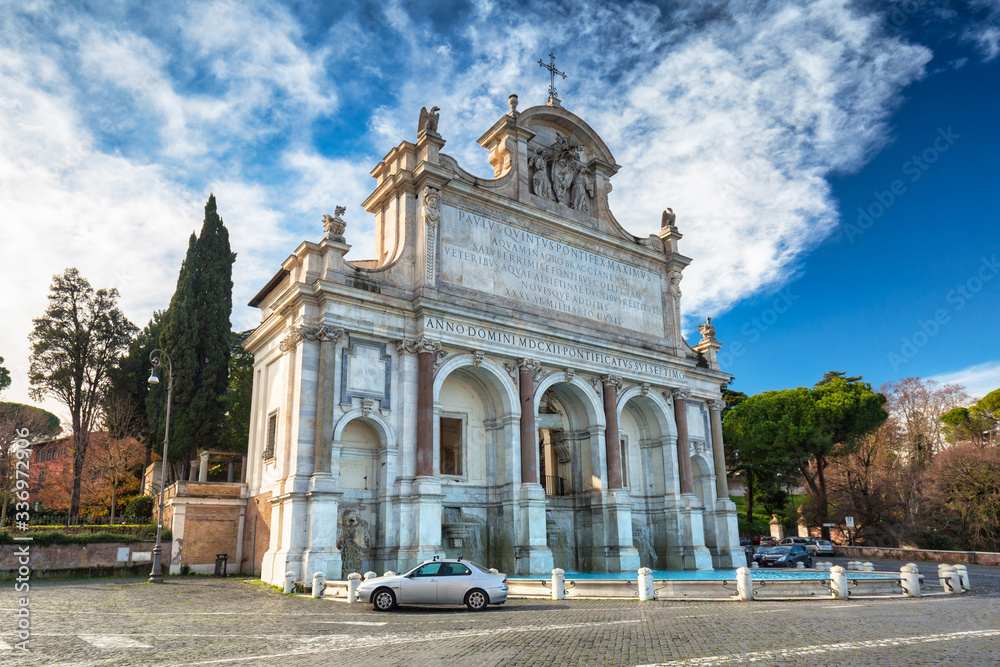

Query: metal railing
[[543, 475, 567, 496]]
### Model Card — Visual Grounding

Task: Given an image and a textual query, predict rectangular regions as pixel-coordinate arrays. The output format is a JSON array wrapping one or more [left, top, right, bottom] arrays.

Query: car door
[[400, 562, 442, 603], [790, 545, 806, 564], [437, 562, 473, 604]]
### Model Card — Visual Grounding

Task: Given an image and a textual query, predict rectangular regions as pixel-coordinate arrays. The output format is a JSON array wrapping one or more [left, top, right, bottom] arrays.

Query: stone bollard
[[311, 572, 326, 599], [830, 565, 848, 600], [736, 567, 754, 602], [954, 564, 970, 592], [347, 572, 362, 603], [795, 562, 805, 569], [364, 571, 376, 580], [283, 571, 296, 594], [863, 562, 875, 572], [900, 564, 921, 597], [638, 568, 654, 601], [552, 568, 566, 600], [939, 564, 961, 594]]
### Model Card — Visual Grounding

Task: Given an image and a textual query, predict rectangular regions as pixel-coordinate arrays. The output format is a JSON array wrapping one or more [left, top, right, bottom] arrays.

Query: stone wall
[[0, 541, 165, 579], [838, 545, 1000, 566], [241, 491, 271, 575], [162, 481, 248, 575]]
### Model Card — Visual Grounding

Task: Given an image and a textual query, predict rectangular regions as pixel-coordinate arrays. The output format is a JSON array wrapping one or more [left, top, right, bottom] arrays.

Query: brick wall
[[241, 491, 271, 575]]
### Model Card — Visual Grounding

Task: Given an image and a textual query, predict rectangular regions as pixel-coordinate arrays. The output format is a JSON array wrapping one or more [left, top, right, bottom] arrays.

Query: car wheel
[[465, 589, 489, 611], [807, 558, 813, 568], [372, 588, 396, 612]]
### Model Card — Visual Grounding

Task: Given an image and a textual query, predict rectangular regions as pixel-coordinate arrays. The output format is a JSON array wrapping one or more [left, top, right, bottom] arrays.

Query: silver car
[[356, 558, 508, 611]]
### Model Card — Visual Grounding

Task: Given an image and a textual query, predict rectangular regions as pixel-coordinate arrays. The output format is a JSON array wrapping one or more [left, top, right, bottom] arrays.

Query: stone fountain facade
[[244, 94, 743, 583]]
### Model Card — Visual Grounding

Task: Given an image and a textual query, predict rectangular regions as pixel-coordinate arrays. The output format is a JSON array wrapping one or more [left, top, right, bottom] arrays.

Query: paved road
[[2, 558, 999, 666]]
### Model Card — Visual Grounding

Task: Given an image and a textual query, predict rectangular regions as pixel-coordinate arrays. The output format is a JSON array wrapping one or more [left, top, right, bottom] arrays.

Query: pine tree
[[156, 196, 235, 478]]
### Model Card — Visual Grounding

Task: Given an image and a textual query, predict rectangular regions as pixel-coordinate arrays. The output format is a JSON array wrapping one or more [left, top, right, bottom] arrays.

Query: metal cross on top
[[538, 52, 567, 104]]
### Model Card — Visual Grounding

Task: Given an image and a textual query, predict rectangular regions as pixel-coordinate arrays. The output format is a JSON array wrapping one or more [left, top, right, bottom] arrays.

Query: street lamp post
[[147, 349, 173, 584]]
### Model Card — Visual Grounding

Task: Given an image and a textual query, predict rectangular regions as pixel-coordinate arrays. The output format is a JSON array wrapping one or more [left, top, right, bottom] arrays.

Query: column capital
[[708, 399, 726, 412], [601, 374, 623, 389], [671, 387, 692, 401], [516, 357, 542, 373], [396, 336, 448, 361]]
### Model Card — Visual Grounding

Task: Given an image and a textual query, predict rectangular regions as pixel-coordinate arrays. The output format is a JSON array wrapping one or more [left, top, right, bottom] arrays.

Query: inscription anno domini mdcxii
[[439, 205, 664, 331]]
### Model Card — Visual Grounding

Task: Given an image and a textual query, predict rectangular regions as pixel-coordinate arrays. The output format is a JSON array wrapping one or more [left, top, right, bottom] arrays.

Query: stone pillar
[[708, 401, 728, 500], [672, 389, 713, 570], [672, 390, 694, 495], [769, 514, 785, 542], [518, 358, 539, 485], [513, 358, 552, 575], [416, 349, 435, 478], [707, 399, 742, 568], [603, 375, 623, 489], [198, 452, 209, 482]]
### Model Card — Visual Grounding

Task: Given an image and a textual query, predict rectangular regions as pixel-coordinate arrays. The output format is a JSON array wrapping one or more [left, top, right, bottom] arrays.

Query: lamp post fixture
[[147, 349, 173, 584]]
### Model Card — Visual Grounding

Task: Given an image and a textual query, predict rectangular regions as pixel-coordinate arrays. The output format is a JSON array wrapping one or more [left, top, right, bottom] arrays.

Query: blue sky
[[1, 0, 998, 418]]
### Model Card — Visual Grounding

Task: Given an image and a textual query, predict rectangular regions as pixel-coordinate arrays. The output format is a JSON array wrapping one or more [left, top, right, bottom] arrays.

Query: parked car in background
[[806, 538, 836, 556], [356, 558, 508, 611], [779, 537, 810, 546], [752, 546, 777, 564], [739, 538, 751, 547], [761, 545, 813, 568], [751, 535, 776, 546]]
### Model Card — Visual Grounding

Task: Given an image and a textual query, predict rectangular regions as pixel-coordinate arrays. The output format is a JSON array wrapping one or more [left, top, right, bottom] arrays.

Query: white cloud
[[930, 360, 1000, 401]]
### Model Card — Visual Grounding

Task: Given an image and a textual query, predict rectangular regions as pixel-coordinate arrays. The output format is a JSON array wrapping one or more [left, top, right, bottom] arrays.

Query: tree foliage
[[0, 356, 10, 393], [28, 268, 137, 521], [224, 330, 254, 453], [723, 373, 886, 534], [155, 195, 235, 475]]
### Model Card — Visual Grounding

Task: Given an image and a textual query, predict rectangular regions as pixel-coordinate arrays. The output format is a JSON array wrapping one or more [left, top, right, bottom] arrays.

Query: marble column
[[416, 349, 435, 478], [602, 376, 623, 489], [708, 397, 743, 568], [708, 400, 729, 500], [671, 388, 712, 570], [518, 359, 539, 485], [513, 358, 552, 575], [303, 327, 345, 583], [672, 389, 694, 495], [600, 375, 638, 572]]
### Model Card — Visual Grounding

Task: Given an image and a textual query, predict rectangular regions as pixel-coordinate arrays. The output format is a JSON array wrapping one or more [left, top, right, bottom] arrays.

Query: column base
[[515, 483, 553, 575], [678, 497, 713, 571], [711, 498, 744, 569]]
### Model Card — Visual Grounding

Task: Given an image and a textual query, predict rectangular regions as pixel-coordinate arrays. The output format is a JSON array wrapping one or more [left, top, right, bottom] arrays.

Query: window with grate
[[263, 410, 278, 460]]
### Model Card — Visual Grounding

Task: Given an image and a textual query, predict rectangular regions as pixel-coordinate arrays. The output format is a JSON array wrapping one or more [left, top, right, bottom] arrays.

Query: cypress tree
[[156, 195, 235, 477]]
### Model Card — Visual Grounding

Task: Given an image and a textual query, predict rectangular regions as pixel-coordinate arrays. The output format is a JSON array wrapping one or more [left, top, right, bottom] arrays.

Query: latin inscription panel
[[439, 205, 664, 332]]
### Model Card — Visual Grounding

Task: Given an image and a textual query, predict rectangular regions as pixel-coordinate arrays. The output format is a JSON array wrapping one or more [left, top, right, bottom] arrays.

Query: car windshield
[[770, 546, 792, 554], [756, 547, 773, 554]]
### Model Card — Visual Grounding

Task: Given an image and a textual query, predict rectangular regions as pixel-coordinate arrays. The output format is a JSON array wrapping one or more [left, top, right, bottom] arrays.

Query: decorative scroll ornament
[[697, 317, 718, 345], [671, 387, 692, 401], [564, 368, 575, 383], [323, 206, 347, 241], [601, 374, 623, 390], [640, 382, 651, 397], [395, 336, 448, 360], [281, 323, 344, 353], [709, 399, 727, 412], [418, 106, 440, 134], [516, 357, 541, 374], [361, 398, 375, 418], [472, 350, 485, 368]]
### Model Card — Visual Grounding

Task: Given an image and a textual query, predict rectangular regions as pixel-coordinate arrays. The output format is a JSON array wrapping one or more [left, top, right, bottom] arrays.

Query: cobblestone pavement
[[3, 557, 999, 667]]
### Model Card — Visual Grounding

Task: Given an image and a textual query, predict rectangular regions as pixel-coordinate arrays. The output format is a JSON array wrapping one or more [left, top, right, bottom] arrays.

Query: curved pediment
[[516, 105, 618, 169]]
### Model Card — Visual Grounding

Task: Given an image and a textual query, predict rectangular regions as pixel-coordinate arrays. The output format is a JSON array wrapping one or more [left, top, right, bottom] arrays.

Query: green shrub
[[124, 496, 154, 523], [0, 528, 170, 546], [914, 531, 958, 551]]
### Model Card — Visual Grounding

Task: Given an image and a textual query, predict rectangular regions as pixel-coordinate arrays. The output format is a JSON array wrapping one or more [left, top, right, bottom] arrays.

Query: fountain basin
[[507, 569, 905, 599]]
